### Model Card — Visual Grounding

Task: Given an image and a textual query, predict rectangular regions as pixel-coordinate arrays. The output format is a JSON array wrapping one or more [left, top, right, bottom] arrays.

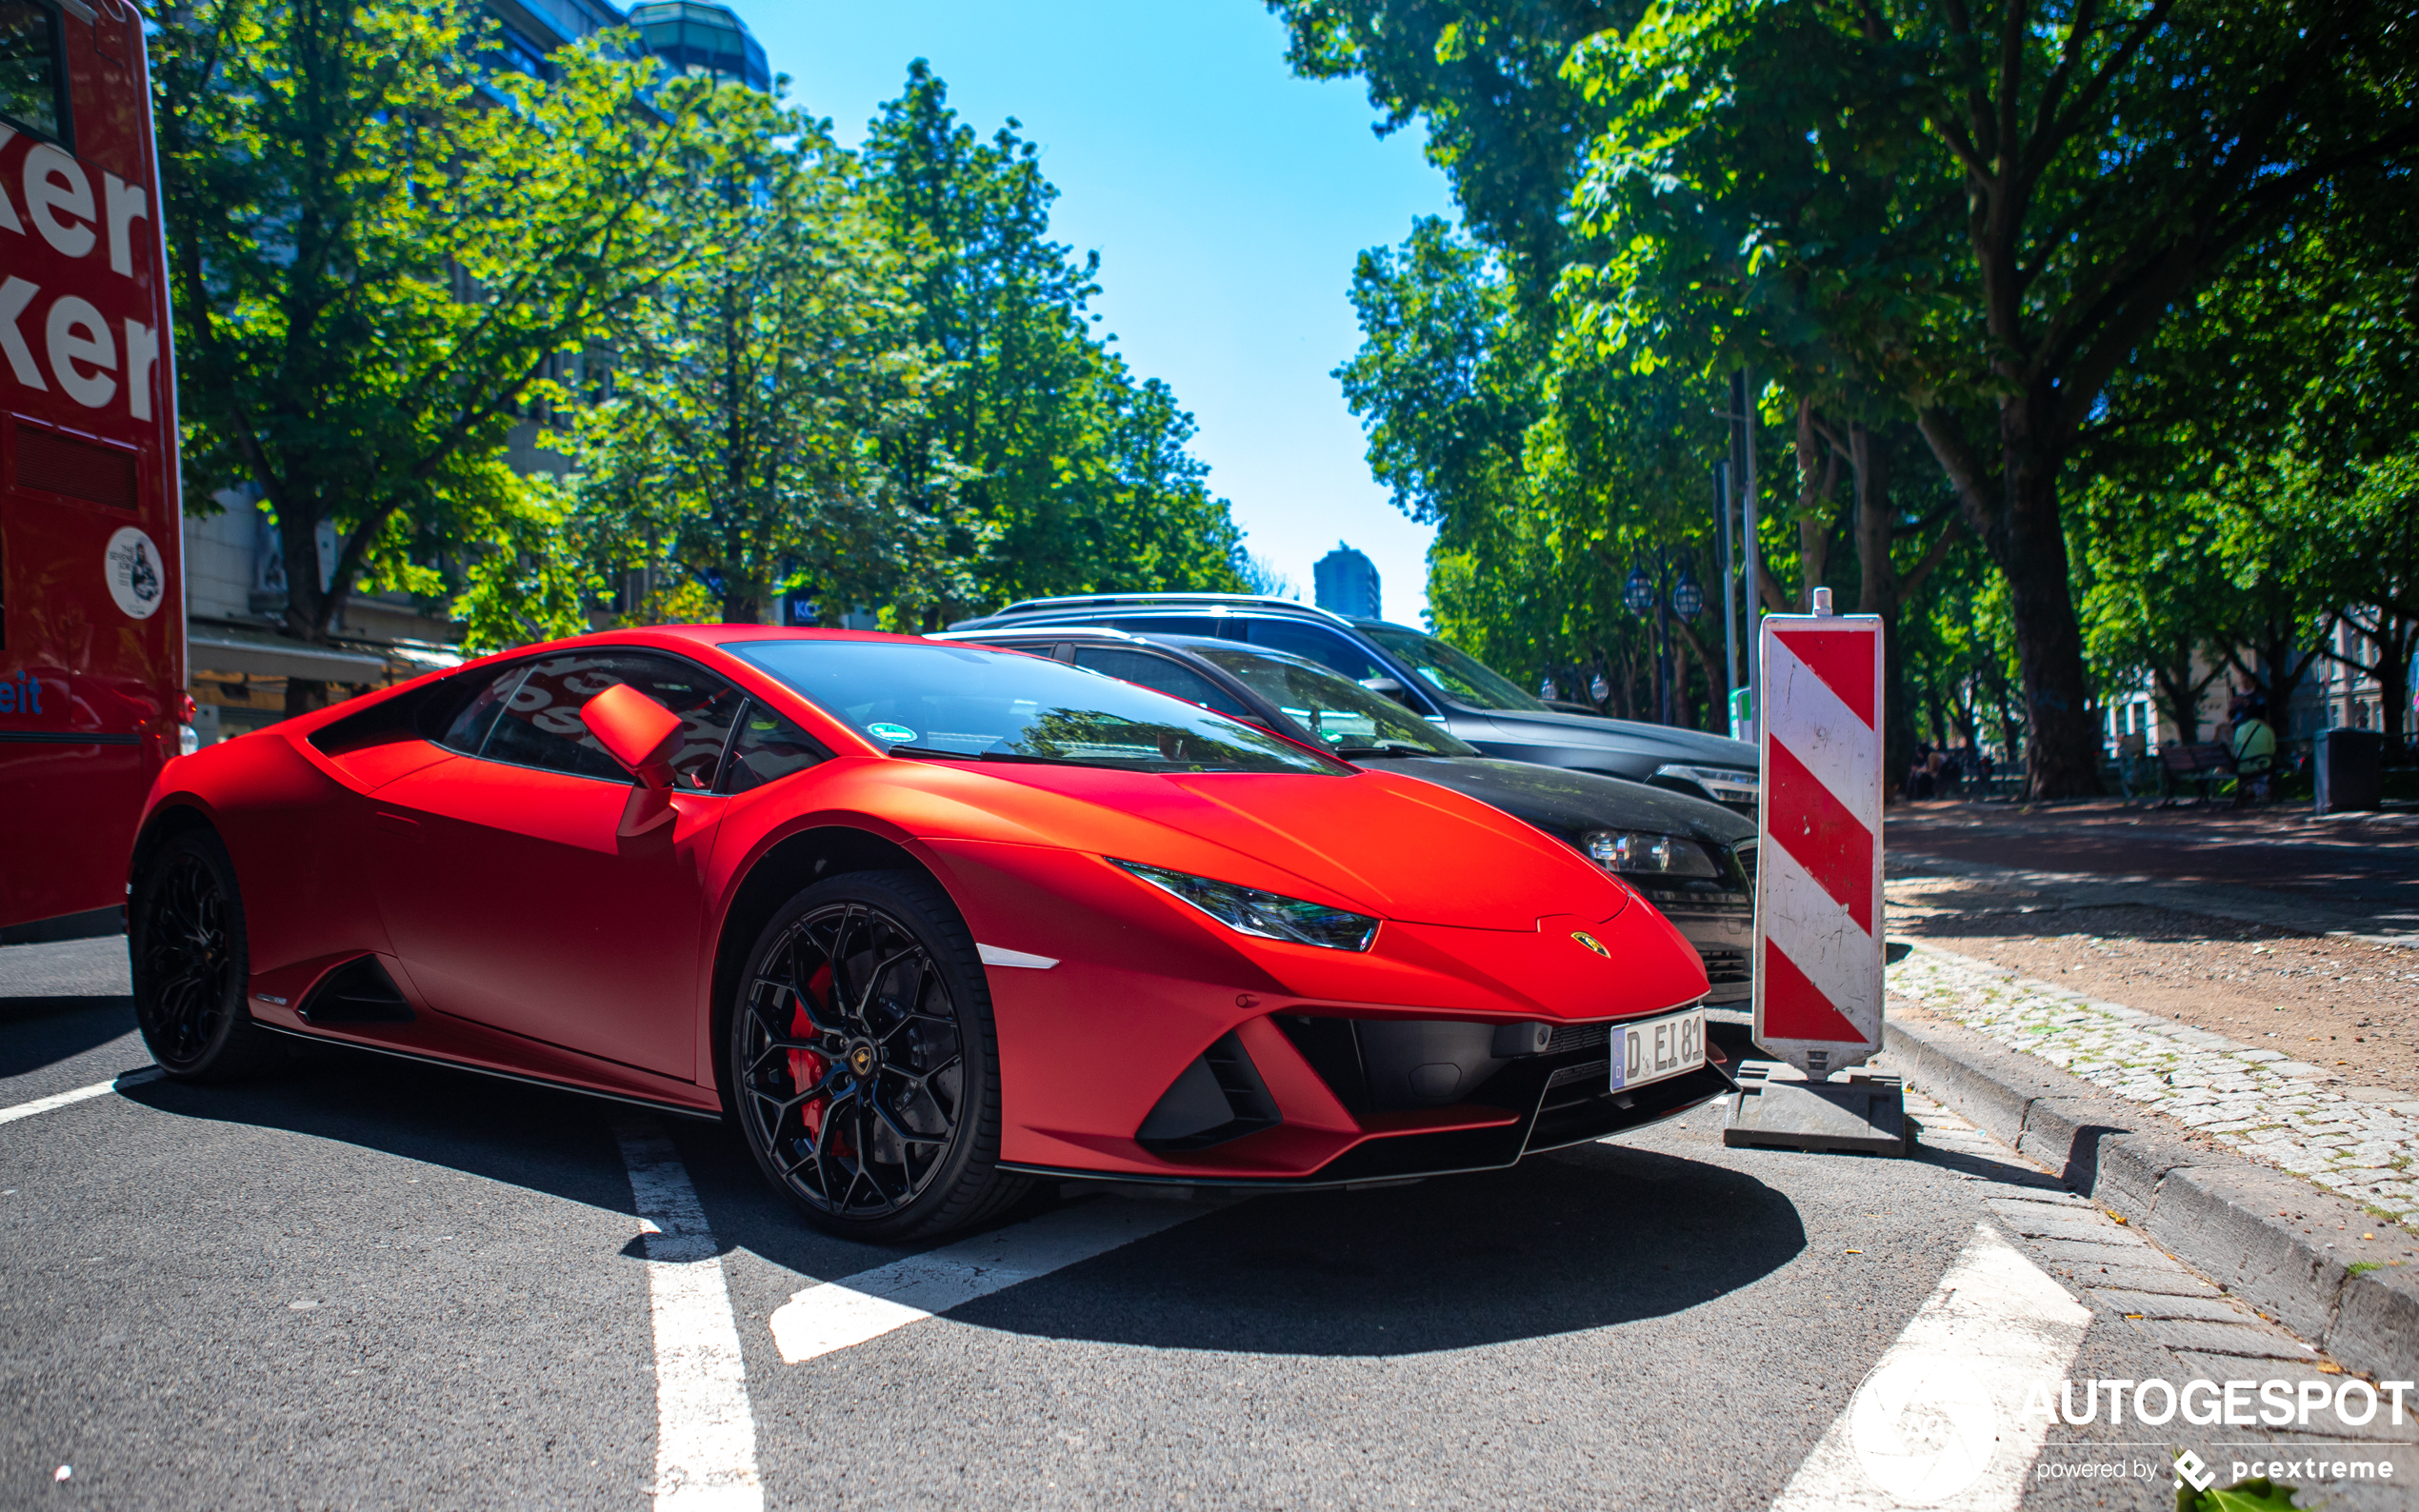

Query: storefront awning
[[187, 630, 393, 685]]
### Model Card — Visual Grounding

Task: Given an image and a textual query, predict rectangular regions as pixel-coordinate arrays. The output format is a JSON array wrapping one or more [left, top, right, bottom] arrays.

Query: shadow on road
[[924, 1141, 1805, 1357], [0, 996, 141, 1081], [110, 1033, 1812, 1354]]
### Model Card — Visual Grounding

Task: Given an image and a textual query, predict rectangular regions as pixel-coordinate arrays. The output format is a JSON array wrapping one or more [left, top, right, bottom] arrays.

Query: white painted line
[[614, 1116, 762, 1512], [770, 1195, 1221, 1364], [0, 1066, 163, 1126], [976, 943, 1059, 969], [1771, 1221, 2091, 1511]]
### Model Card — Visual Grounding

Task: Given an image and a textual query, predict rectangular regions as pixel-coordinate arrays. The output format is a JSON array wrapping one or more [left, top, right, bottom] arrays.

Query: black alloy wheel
[[130, 828, 279, 1081], [730, 870, 1027, 1242]]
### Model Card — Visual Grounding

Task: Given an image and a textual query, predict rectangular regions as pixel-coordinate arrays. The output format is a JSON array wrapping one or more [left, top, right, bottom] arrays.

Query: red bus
[[0, 0, 186, 938]]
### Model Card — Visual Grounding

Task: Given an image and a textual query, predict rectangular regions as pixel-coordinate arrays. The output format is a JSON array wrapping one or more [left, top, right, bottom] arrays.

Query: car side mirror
[[1360, 675, 1411, 706], [581, 684, 683, 835]]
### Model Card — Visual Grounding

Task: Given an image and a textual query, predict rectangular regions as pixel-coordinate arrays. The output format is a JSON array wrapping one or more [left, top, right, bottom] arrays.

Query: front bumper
[[1005, 1016, 1742, 1190]]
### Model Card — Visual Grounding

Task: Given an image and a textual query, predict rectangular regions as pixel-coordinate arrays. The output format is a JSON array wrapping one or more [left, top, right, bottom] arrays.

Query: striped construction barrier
[[1752, 606, 1885, 1078]]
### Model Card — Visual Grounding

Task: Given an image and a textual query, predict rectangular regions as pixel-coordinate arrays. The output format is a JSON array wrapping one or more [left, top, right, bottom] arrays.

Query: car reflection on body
[[938, 626, 1758, 1032], [129, 627, 1726, 1243]]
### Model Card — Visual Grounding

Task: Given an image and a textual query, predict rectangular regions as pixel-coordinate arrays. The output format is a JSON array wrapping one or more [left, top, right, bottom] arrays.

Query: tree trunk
[[1849, 424, 1914, 799], [1998, 455, 2098, 797], [277, 506, 335, 718], [2381, 615, 2415, 757]]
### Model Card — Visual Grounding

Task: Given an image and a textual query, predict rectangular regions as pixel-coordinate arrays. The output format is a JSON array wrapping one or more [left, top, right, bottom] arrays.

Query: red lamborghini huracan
[[128, 629, 1725, 1239]]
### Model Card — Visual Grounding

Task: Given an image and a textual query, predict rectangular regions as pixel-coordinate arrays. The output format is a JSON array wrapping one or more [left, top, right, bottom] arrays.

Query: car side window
[[720, 703, 829, 794], [1071, 646, 1252, 719], [432, 664, 526, 756], [481, 651, 744, 788], [1243, 621, 1386, 684]]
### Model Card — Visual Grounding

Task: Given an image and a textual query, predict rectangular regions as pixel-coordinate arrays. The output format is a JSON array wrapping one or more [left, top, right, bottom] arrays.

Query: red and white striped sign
[[1753, 612, 1885, 1077]]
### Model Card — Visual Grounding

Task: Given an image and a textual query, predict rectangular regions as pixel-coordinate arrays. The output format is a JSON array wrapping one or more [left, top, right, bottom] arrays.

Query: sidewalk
[[1889, 942, 2419, 1231], [1869, 798, 2419, 1379]]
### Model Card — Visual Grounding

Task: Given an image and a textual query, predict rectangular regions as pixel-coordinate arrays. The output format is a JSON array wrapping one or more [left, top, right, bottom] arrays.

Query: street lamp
[[1671, 574, 1704, 620], [1623, 565, 1656, 616]]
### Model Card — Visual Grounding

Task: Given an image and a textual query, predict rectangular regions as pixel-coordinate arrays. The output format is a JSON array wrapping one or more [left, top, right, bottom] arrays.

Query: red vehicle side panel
[[1, 7, 184, 930]]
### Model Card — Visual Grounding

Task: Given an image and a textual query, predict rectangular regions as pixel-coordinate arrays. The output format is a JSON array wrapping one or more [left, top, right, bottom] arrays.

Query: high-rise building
[[1313, 543, 1381, 621]]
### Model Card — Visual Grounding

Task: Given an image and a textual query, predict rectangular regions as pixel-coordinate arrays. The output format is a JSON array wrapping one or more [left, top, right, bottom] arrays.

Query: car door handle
[[374, 811, 420, 839]]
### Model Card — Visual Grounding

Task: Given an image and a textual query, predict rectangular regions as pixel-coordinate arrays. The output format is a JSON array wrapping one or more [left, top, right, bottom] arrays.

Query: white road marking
[[1771, 1221, 2091, 1512], [0, 1066, 163, 1126], [615, 1116, 762, 1512], [770, 1195, 1222, 1363]]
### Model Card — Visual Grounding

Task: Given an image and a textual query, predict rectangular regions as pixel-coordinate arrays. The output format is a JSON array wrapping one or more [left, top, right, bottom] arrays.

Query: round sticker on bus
[[867, 722, 916, 743], [104, 527, 167, 620]]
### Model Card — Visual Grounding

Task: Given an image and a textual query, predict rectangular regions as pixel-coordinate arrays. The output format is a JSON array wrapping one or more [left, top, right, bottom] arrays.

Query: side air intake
[[1134, 1032, 1279, 1153], [297, 956, 415, 1025]]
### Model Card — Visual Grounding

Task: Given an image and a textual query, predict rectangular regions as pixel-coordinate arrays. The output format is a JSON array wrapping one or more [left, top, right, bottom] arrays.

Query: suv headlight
[[1112, 860, 1379, 951], [1584, 830, 1720, 878], [1654, 763, 1759, 805]]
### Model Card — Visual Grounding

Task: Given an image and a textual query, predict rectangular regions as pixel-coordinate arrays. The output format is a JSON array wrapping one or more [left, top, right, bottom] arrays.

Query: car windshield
[[728, 639, 1348, 775], [1355, 623, 1549, 712], [1189, 645, 1477, 758]]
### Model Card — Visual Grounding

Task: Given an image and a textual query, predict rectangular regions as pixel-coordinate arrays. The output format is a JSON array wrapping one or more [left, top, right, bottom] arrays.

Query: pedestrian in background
[[2229, 692, 2277, 806]]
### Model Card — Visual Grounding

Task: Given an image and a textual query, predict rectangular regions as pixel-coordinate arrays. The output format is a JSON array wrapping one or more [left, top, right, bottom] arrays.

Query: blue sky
[[741, 0, 1453, 623]]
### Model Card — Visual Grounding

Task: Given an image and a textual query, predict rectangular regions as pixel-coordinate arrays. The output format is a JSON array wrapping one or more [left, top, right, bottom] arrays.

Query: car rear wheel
[[130, 828, 283, 1082], [730, 870, 1028, 1242]]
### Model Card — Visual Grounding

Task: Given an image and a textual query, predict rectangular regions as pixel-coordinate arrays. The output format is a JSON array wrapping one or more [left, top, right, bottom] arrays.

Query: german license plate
[[1611, 1008, 1706, 1092]]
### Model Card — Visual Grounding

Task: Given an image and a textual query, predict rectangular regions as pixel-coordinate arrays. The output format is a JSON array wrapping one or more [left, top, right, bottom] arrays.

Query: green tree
[[1556, 0, 2419, 794], [570, 88, 959, 634], [1278, 0, 2419, 794], [863, 64, 1247, 620], [157, 0, 716, 711]]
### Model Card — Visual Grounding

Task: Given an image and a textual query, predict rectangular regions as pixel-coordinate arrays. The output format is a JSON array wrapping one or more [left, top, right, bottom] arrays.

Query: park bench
[[2159, 741, 2234, 805]]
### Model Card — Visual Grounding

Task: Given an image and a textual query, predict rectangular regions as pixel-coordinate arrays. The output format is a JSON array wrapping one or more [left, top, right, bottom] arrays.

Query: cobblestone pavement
[[1889, 943, 2419, 1236]]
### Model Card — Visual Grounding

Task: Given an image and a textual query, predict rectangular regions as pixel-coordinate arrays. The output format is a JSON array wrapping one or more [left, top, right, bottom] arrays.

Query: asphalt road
[[3, 935, 2412, 1510], [1887, 806, 2419, 934]]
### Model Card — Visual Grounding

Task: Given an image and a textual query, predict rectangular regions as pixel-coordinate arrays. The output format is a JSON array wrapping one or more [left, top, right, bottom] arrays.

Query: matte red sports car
[[128, 628, 1724, 1239]]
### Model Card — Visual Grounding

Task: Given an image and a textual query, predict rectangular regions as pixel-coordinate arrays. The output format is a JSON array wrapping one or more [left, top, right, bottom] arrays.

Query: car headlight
[[1584, 830, 1720, 878], [1654, 763, 1759, 805], [1111, 860, 1380, 951]]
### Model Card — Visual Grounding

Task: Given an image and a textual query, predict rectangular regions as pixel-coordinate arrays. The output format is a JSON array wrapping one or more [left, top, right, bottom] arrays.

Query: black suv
[[946, 594, 1760, 815]]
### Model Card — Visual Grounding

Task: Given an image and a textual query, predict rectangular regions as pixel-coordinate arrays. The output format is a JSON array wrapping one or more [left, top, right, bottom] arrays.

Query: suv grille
[[1699, 945, 1751, 985]]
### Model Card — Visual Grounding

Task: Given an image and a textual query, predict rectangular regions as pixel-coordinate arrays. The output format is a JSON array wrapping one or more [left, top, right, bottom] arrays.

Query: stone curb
[[1884, 1007, 2419, 1383]]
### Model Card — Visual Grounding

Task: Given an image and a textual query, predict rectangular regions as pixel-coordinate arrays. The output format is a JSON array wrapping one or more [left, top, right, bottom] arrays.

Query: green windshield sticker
[[868, 722, 917, 743]]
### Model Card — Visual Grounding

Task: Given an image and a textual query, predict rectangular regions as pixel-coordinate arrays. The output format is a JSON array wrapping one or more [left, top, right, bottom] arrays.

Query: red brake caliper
[[789, 964, 833, 1143]]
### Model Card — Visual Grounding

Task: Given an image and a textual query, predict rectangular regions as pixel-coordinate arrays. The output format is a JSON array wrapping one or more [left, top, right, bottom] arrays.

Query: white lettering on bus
[[23, 144, 95, 260], [0, 126, 20, 234], [0, 277, 44, 389], [104, 172, 148, 278], [122, 318, 156, 420], [45, 294, 114, 408]]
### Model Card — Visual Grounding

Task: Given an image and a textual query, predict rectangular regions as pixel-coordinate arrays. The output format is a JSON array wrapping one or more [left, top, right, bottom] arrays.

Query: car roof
[[949, 593, 1357, 629]]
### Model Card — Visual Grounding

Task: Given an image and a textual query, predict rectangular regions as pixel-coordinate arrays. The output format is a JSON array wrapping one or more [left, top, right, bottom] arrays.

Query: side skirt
[[250, 1023, 725, 1124]]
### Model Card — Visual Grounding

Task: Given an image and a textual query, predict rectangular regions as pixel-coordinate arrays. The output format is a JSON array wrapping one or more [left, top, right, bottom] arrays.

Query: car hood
[[1377, 758, 1754, 848], [1462, 709, 1758, 768], [850, 759, 1630, 932]]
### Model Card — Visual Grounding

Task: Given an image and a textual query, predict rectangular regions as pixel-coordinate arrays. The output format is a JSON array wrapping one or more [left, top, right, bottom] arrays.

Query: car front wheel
[[729, 869, 1027, 1242]]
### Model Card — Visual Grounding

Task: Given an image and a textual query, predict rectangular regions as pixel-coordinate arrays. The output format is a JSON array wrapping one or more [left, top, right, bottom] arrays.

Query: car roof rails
[[978, 592, 1357, 628], [930, 626, 1142, 643]]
